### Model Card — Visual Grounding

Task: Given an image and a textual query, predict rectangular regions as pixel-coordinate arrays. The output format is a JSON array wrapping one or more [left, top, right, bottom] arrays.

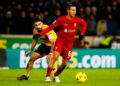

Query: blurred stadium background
[[0, 0, 120, 86]]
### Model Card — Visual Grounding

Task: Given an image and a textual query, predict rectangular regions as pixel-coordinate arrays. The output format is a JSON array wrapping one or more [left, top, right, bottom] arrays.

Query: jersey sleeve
[[33, 28, 39, 39], [33, 28, 39, 34], [40, 18, 61, 35], [78, 18, 87, 35], [46, 30, 57, 41]]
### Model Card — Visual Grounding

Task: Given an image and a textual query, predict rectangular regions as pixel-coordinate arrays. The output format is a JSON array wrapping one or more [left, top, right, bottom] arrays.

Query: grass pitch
[[0, 69, 120, 86]]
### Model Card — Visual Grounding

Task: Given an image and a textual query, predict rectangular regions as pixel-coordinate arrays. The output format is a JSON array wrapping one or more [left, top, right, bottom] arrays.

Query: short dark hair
[[34, 15, 43, 23], [67, 3, 76, 10]]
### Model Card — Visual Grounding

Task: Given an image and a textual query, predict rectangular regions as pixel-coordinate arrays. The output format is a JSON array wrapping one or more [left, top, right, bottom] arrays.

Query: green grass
[[0, 69, 120, 86]]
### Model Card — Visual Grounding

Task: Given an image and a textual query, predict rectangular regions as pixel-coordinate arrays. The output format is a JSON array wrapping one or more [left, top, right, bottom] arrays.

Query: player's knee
[[53, 53, 59, 60], [48, 66, 54, 69], [30, 56, 37, 61], [48, 64, 54, 69], [48, 62, 55, 69], [62, 61, 68, 66], [54, 55, 58, 60]]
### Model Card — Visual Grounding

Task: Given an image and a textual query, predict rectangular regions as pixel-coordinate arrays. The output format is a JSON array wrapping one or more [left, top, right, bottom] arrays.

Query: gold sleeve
[[46, 30, 57, 41], [33, 28, 39, 35]]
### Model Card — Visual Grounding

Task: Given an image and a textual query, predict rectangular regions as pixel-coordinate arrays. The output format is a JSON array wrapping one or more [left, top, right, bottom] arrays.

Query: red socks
[[46, 65, 66, 77], [46, 67, 53, 77]]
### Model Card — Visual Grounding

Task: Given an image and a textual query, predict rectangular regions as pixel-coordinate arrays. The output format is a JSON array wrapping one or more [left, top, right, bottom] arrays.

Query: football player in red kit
[[39, 3, 87, 82]]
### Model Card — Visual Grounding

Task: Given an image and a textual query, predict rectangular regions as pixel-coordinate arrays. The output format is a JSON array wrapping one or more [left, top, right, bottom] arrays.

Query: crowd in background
[[0, 0, 120, 36]]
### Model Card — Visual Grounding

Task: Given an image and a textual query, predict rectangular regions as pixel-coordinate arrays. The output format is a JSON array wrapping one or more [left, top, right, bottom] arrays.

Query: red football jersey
[[40, 15, 87, 47]]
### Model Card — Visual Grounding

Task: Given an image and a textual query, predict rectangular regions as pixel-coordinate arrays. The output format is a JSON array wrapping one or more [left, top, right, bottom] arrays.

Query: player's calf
[[54, 59, 69, 77], [62, 59, 69, 66]]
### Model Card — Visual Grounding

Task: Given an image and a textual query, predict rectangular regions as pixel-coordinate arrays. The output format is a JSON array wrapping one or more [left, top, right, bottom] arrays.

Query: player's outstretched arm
[[46, 38, 55, 62], [49, 39, 55, 54], [26, 38, 38, 57], [46, 31, 56, 61], [40, 19, 61, 35]]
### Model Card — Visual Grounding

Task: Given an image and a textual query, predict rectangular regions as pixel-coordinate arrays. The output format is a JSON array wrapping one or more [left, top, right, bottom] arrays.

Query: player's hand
[[46, 53, 53, 63], [25, 50, 32, 57]]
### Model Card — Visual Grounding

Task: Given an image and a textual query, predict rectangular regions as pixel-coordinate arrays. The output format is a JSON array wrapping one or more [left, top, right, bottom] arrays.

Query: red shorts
[[53, 42, 72, 60]]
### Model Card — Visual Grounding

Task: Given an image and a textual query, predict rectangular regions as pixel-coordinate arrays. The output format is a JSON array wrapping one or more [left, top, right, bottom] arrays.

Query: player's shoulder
[[74, 16, 84, 22], [45, 28, 56, 36], [56, 16, 66, 21], [33, 28, 36, 31], [59, 16, 66, 19], [42, 24, 49, 30], [42, 24, 56, 35], [33, 28, 38, 34], [74, 16, 82, 20]]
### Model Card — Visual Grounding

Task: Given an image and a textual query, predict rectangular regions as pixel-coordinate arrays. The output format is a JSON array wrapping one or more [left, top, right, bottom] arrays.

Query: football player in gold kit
[[17, 15, 57, 82]]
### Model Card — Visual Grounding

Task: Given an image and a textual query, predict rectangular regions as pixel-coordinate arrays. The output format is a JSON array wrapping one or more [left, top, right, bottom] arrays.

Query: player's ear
[[67, 9, 69, 13]]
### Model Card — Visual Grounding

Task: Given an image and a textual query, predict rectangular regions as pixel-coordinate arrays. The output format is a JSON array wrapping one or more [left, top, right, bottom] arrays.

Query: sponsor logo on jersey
[[64, 24, 68, 26], [74, 23, 77, 27], [64, 28, 75, 33], [64, 28, 68, 32], [68, 29, 75, 32]]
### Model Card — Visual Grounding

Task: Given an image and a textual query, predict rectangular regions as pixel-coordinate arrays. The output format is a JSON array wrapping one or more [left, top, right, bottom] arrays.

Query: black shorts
[[34, 44, 51, 55]]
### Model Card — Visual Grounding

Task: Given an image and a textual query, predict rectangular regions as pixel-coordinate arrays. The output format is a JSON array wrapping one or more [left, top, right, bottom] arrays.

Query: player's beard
[[69, 12, 75, 19], [68, 13, 74, 19], [37, 28, 42, 32], [70, 15, 73, 18]]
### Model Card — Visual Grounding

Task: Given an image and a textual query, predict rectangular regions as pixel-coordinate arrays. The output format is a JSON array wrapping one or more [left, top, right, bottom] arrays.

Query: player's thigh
[[30, 52, 41, 61], [53, 41, 63, 59], [61, 47, 72, 61], [34, 43, 51, 57]]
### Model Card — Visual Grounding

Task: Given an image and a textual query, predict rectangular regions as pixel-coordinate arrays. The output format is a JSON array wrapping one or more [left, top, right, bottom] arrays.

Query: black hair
[[67, 3, 76, 10], [34, 15, 43, 23]]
